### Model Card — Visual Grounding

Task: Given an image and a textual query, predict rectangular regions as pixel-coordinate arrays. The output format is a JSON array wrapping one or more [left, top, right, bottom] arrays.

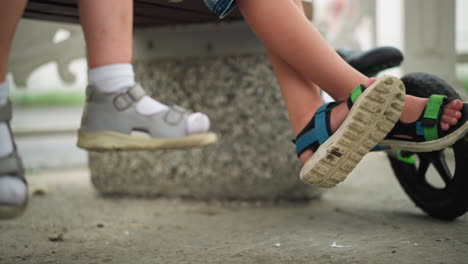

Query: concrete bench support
[[89, 22, 321, 201]]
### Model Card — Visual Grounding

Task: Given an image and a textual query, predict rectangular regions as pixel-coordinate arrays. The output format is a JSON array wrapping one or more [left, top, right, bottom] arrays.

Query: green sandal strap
[[422, 95, 447, 141], [347, 84, 366, 109]]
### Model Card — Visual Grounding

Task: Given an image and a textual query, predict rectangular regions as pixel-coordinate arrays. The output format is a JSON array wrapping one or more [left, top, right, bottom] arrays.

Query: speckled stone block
[[89, 53, 321, 200]]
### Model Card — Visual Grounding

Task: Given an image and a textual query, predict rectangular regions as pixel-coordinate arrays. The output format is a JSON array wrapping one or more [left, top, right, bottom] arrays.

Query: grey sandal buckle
[[113, 94, 134, 111], [164, 105, 187, 125], [0, 152, 24, 179], [127, 84, 146, 101], [113, 84, 147, 111]]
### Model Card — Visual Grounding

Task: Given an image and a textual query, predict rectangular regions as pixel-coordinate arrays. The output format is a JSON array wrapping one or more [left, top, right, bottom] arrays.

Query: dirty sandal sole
[[380, 122, 468, 152], [0, 203, 28, 220], [77, 131, 217, 151], [300, 76, 405, 188]]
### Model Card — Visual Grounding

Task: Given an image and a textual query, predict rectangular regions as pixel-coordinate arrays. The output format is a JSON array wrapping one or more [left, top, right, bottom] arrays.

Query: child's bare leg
[[263, 0, 351, 163], [265, 0, 319, 135], [237, 0, 367, 101], [0, 0, 28, 81], [262, 0, 320, 163], [78, 0, 132, 68], [267, 50, 321, 136], [237, 0, 463, 160]]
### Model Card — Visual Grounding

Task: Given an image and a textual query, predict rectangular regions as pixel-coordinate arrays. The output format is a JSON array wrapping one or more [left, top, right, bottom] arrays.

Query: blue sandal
[[380, 95, 468, 152], [294, 76, 405, 188]]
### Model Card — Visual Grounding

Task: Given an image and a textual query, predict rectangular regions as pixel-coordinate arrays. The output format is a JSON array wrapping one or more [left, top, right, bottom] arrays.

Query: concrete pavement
[[1, 153, 467, 264]]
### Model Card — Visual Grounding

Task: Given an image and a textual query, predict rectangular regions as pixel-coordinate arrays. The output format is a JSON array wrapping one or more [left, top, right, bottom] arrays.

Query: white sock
[[88, 64, 210, 134], [187, 112, 210, 134], [88, 63, 136, 93], [0, 80, 27, 207], [0, 80, 14, 157]]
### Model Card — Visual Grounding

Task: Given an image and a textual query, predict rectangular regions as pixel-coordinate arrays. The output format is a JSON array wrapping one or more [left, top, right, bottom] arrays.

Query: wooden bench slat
[[134, 3, 216, 22], [135, 0, 214, 14], [23, 11, 78, 24], [26, 2, 78, 16], [24, 0, 243, 27]]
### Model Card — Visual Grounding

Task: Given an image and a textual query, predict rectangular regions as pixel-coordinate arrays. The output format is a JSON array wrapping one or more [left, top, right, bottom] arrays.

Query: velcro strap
[[416, 121, 424, 136], [113, 94, 133, 111], [315, 103, 328, 115], [127, 84, 146, 101], [164, 105, 187, 125], [113, 84, 147, 111], [295, 103, 335, 155], [0, 152, 24, 177], [423, 95, 446, 141], [0, 101, 12, 121], [347, 84, 365, 109], [85, 85, 94, 101]]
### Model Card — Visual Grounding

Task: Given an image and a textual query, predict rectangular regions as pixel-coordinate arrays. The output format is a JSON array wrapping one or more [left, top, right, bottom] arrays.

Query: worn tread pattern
[[300, 76, 405, 188]]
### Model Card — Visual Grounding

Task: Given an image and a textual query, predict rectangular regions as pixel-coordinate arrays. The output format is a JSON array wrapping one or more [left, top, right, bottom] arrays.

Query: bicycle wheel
[[387, 72, 468, 220]]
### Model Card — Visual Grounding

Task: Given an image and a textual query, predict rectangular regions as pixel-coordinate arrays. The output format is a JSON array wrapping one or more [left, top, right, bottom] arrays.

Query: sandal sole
[[380, 121, 468, 152], [77, 131, 217, 151], [300, 76, 405, 188], [0, 202, 27, 220]]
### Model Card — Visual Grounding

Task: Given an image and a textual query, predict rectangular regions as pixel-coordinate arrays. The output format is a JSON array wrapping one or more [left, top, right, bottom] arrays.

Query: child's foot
[[0, 174, 28, 219], [77, 63, 216, 151], [0, 101, 28, 219], [298, 78, 464, 164], [77, 83, 217, 151], [295, 76, 405, 187], [380, 94, 467, 152]]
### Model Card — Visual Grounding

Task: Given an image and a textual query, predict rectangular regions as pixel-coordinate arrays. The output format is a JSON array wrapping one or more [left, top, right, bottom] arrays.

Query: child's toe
[[442, 114, 459, 126], [443, 108, 462, 119], [441, 122, 450, 131], [447, 99, 463, 111]]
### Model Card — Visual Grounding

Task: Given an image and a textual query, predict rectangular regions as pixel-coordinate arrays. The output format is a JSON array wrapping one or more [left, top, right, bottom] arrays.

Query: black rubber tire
[[401, 72, 461, 99], [387, 72, 468, 220], [337, 46, 404, 77]]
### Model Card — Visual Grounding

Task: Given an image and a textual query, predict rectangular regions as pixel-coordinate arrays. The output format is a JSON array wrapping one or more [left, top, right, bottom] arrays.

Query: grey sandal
[[77, 84, 217, 151], [0, 101, 28, 219]]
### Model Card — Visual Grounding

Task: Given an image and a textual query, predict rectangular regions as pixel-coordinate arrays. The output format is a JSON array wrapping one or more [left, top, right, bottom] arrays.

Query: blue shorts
[[203, 0, 237, 19]]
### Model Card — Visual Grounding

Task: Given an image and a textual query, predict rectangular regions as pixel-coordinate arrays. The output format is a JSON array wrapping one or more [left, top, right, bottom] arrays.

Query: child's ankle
[[88, 63, 135, 93], [400, 95, 428, 123], [292, 104, 322, 136]]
